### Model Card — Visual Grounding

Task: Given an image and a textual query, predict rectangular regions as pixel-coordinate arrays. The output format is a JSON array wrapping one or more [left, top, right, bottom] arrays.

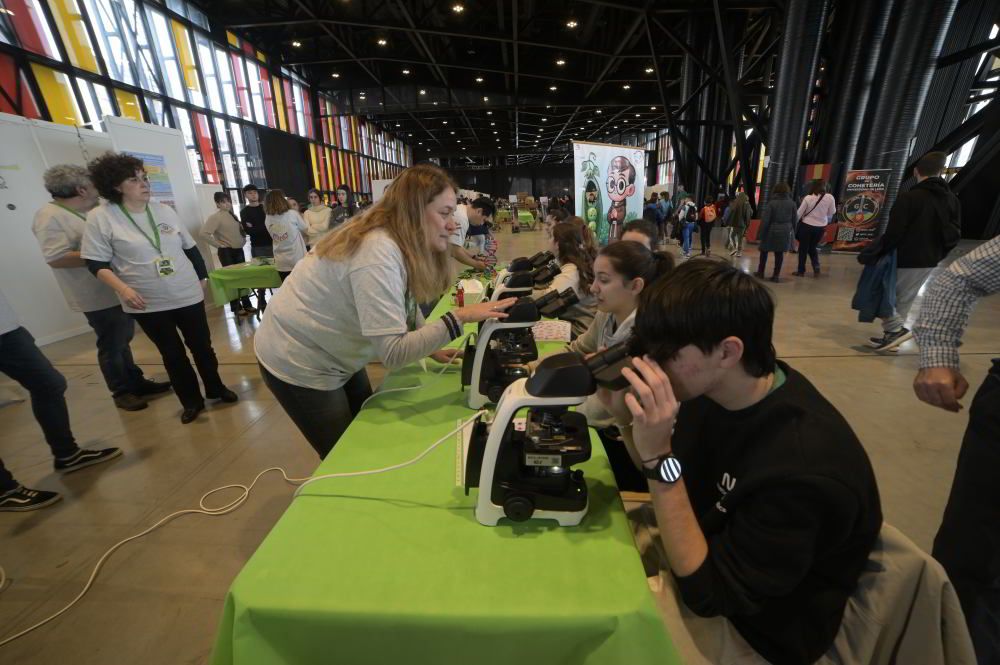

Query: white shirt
[[0, 289, 19, 335], [81, 202, 204, 314], [265, 211, 308, 272], [448, 204, 470, 247], [32, 203, 121, 313], [797, 193, 837, 228], [255, 230, 422, 390]]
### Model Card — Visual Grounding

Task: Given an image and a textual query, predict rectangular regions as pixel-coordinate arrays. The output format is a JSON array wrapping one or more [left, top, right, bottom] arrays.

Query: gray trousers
[[881, 267, 936, 333]]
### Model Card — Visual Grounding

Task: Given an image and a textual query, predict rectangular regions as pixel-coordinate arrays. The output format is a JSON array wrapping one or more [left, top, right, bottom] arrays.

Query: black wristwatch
[[642, 454, 683, 484]]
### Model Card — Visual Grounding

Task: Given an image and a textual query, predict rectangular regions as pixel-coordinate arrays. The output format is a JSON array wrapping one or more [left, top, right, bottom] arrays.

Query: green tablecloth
[[209, 299, 679, 665], [207, 263, 281, 305]]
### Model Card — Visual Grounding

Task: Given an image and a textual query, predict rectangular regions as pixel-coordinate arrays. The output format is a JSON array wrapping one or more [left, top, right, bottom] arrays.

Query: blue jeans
[[0, 327, 79, 491], [83, 305, 145, 397], [682, 223, 696, 254], [260, 364, 372, 459]]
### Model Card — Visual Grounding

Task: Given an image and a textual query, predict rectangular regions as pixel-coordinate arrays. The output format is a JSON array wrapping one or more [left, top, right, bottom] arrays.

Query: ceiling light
[[624, 120, 629, 123], [487, 111, 492, 115], [402, 69, 410, 74], [483, 96, 489, 102], [556, 59, 566, 66], [433, 101, 439, 105], [635, 114, 640, 117], [493, 130, 497, 134], [623, 84, 631, 90], [331, 73, 340, 78], [490, 122, 495, 126], [587, 120, 592, 123], [450, 131, 455, 134], [596, 109, 603, 114], [418, 142, 423, 145], [292, 40, 302, 48], [443, 120, 448, 124], [395, 123, 401, 127], [650, 106, 656, 110], [457, 139, 462, 143], [645, 67, 654, 74], [549, 85, 557, 91], [408, 133, 413, 136], [566, 20, 578, 29], [419, 89, 426, 95], [452, 3, 464, 12], [542, 118, 547, 122], [377, 38, 388, 46], [475, 77, 484, 82]]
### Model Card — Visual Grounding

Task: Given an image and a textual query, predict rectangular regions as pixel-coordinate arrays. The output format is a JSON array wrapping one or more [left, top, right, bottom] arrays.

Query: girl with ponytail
[[540, 222, 599, 338]]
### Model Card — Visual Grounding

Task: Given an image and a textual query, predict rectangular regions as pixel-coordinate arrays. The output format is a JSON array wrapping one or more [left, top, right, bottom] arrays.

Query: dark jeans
[[698, 221, 714, 253], [0, 327, 78, 491], [260, 364, 372, 459], [83, 305, 145, 397], [932, 359, 1000, 665], [218, 247, 253, 313], [132, 302, 225, 409], [250, 245, 273, 307], [757, 251, 785, 276], [797, 224, 825, 272]]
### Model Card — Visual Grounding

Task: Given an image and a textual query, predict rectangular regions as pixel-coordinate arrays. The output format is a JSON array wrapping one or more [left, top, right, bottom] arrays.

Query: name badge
[[155, 256, 175, 277]]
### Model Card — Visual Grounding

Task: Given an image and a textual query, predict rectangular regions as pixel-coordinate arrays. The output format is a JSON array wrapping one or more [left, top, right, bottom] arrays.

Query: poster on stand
[[573, 141, 645, 245], [833, 169, 891, 252], [124, 151, 175, 208]]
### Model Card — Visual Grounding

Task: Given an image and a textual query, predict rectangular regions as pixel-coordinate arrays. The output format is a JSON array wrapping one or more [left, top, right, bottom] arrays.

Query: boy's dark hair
[[915, 151, 946, 177], [704, 195, 715, 204], [470, 196, 496, 218], [213, 191, 231, 204], [547, 207, 569, 222], [631, 259, 776, 377], [623, 219, 657, 244], [242, 183, 259, 193], [87, 152, 145, 204]]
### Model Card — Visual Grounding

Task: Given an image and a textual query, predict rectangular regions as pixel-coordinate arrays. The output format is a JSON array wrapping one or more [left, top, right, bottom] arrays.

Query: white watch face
[[658, 456, 682, 483]]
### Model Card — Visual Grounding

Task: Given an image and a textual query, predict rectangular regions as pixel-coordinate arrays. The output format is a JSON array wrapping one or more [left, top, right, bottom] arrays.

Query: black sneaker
[[0, 486, 62, 512], [207, 387, 239, 403], [54, 447, 123, 474], [869, 328, 912, 351], [135, 379, 172, 396], [114, 393, 148, 411]]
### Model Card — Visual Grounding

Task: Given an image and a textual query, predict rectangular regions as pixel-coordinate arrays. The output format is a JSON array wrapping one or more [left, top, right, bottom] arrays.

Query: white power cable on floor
[[0, 346, 484, 649]]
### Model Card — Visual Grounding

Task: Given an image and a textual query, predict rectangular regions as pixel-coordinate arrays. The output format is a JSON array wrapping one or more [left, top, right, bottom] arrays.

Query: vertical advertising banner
[[573, 141, 645, 245], [833, 169, 891, 252]]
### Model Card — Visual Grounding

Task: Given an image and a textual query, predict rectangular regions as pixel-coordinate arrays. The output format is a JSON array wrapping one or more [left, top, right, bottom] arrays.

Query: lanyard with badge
[[53, 202, 87, 221], [118, 204, 175, 277]]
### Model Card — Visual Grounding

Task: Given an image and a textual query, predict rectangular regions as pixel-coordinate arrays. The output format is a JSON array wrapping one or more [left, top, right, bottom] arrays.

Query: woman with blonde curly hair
[[254, 164, 515, 458]]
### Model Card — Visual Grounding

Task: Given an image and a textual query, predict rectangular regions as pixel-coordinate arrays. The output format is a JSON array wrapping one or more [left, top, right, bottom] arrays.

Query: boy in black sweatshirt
[[600, 259, 882, 665]]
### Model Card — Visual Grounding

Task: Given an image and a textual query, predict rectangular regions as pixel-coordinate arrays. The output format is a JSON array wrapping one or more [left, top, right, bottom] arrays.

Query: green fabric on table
[[209, 296, 679, 665], [207, 263, 281, 305], [517, 209, 534, 226]]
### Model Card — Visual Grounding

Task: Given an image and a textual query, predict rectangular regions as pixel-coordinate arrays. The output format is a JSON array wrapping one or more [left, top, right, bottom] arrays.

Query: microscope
[[461, 288, 580, 408], [487, 252, 556, 301], [463, 344, 632, 526]]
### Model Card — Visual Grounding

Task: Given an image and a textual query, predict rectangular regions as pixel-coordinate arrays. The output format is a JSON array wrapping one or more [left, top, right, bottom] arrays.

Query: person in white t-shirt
[[263, 189, 308, 281], [793, 180, 837, 277], [255, 164, 515, 458], [32, 164, 169, 412], [82, 152, 237, 425], [447, 198, 494, 271]]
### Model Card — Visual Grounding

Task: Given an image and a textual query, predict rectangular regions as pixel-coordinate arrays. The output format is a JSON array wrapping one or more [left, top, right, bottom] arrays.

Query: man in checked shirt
[[912, 234, 1000, 664]]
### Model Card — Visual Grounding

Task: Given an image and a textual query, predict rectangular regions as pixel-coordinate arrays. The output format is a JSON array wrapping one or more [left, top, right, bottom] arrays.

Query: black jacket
[[880, 177, 960, 268], [758, 194, 797, 252], [240, 205, 271, 248], [671, 362, 883, 665]]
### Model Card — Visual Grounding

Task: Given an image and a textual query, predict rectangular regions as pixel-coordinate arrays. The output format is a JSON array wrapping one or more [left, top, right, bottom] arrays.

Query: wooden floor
[[1, 227, 998, 664]]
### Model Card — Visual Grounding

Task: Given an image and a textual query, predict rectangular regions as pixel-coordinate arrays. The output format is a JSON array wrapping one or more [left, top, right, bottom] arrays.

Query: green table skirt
[[208, 296, 679, 665], [208, 263, 281, 305]]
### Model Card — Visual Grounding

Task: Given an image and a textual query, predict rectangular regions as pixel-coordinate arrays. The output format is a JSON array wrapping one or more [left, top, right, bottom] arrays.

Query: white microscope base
[[475, 500, 588, 527]]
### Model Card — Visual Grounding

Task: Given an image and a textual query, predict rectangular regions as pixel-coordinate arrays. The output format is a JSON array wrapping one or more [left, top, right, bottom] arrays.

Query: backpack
[[684, 204, 698, 224]]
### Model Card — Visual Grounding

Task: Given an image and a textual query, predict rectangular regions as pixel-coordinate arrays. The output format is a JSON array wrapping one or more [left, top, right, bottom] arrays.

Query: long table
[[207, 262, 281, 306], [209, 298, 679, 665]]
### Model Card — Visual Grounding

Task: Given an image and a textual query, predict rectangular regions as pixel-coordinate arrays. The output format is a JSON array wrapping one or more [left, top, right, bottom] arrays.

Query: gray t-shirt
[[265, 210, 308, 272], [81, 202, 204, 314], [254, 229, 450, 390], [0, 289, 19, 335], [32, 203, 121, 313]]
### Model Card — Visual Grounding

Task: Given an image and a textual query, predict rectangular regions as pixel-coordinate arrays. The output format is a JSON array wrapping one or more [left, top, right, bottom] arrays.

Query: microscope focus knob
[[503, 495, 535, 522]]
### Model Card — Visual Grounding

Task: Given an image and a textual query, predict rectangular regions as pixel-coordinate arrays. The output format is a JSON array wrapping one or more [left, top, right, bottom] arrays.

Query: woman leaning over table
[[254, 164, 516, 459], [82, 152, 237, 425]]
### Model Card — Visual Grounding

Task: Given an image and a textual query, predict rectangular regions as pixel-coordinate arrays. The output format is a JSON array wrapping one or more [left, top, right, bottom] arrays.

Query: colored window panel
[[241, 39, 254, 58], [195, 35, 222, 112], [300, 83, 313, 138], [282, 78, 296, 134], [255, 50, 265, 63], [229, 120, 250, 184], [49, 0, 100, 73], [193, 112, 219, 184], [147, 10, 184, 100], [5, 0, 62, 59], [173, 108, 203, 183], [0, 53, 42, 118], [213, 116, 237, 187], [308, 143, 319, 189], [75, 76, 114, 128], [292, 81, 306, 137], [225, 31, 238, 47], [245, 62, 265, 126], [214, 47, 240, 116], [169, 19, 200, 95], [271, 75, 286, 131], [31, 63, 83, 125], [82, 0, 159, 93], [229, 53, 252, 121], [323, 146, 333, 190], [259, 66, 275, 128], [113, 88, 141, 121]]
